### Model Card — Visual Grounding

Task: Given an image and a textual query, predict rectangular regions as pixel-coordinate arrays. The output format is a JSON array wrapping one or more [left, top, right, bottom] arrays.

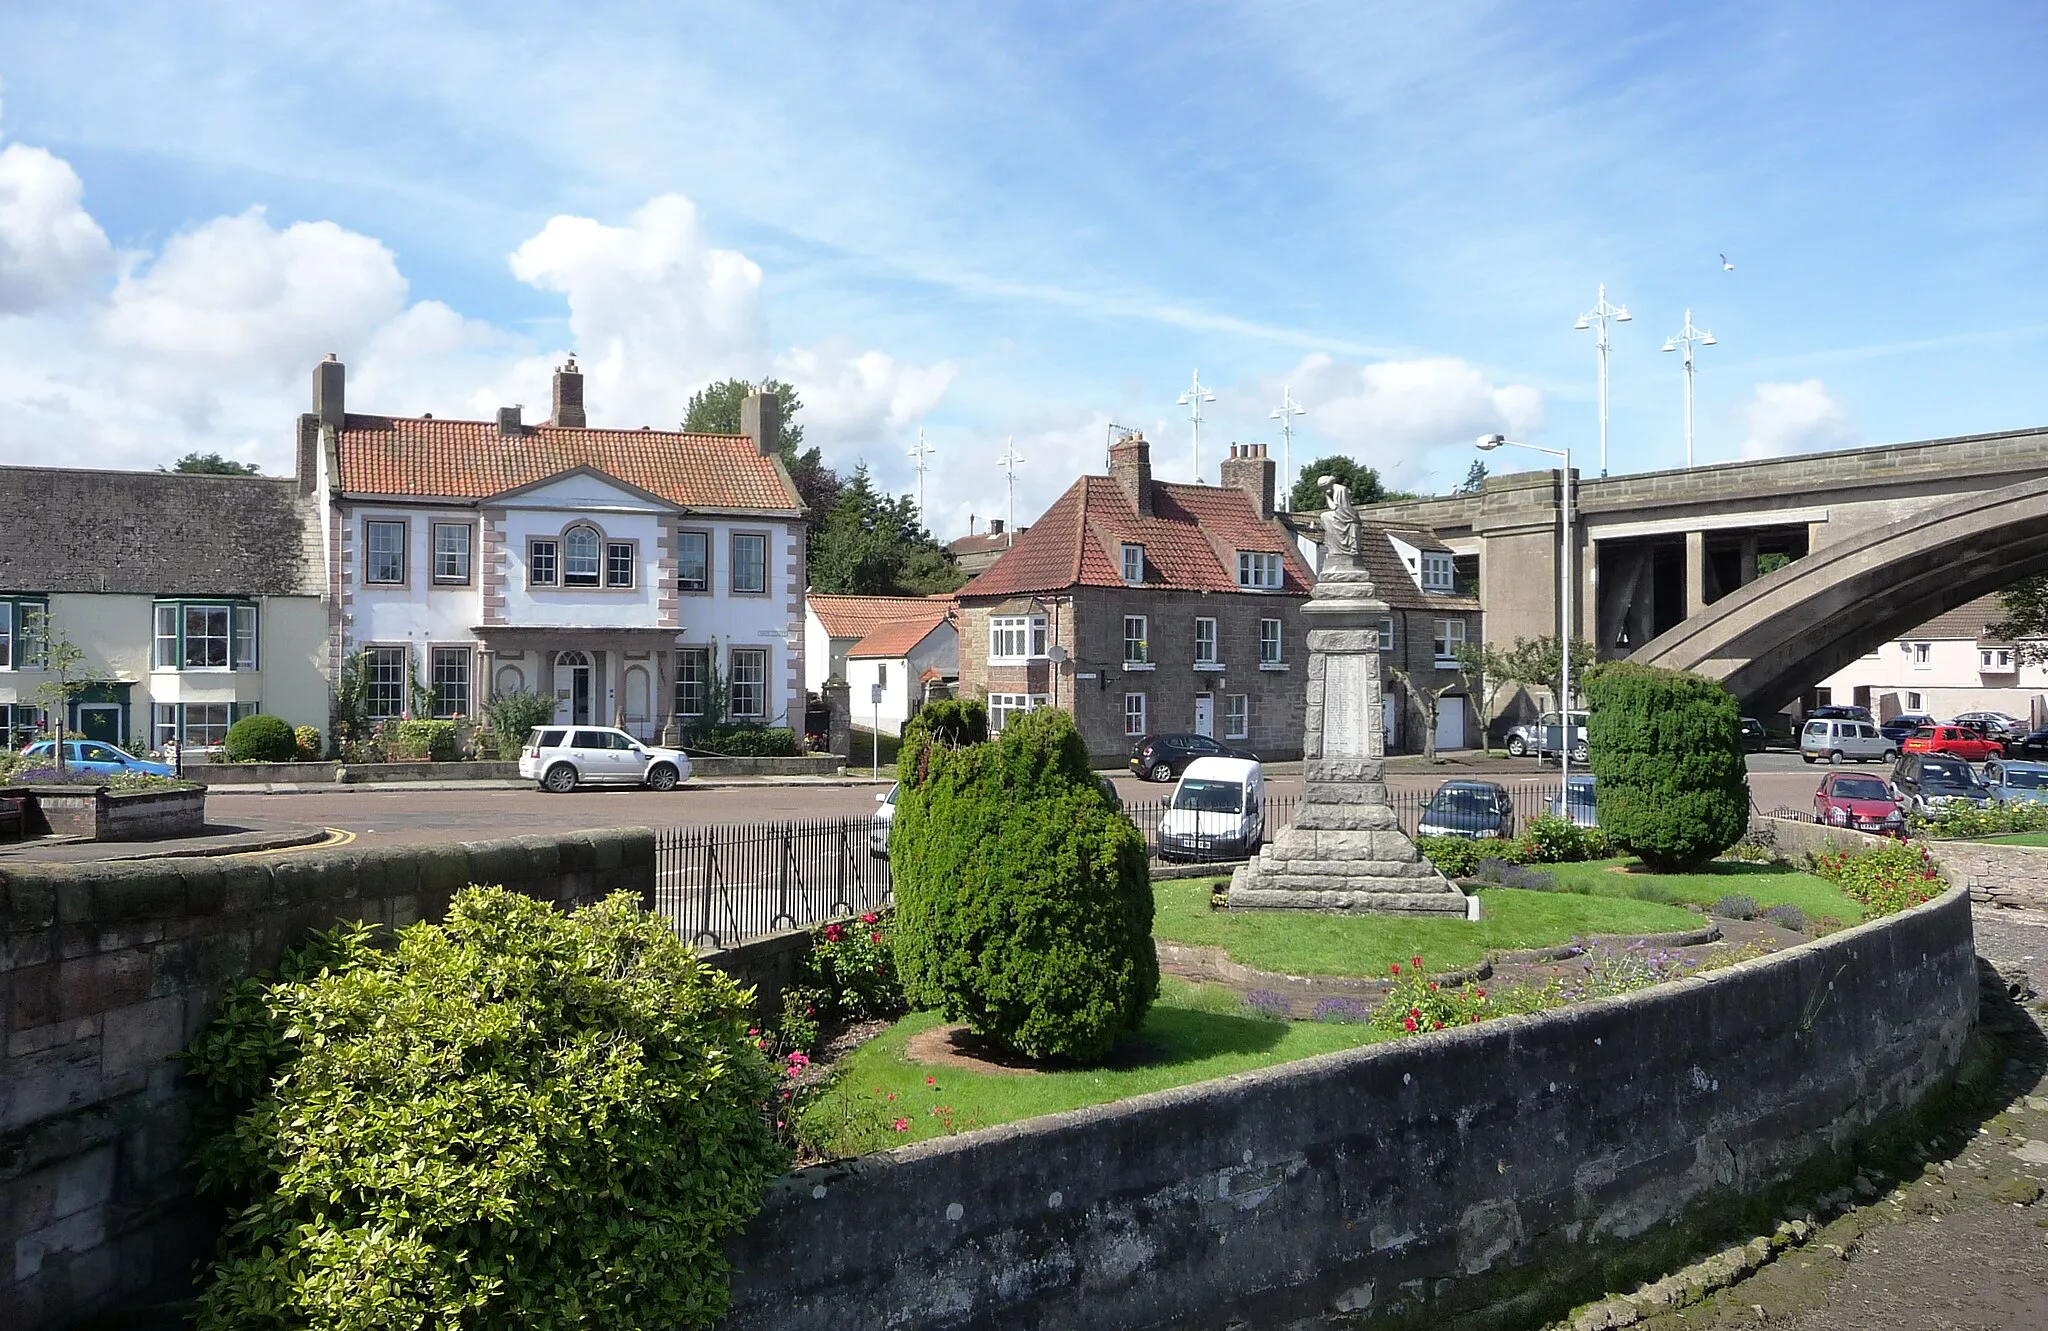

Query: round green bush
[[891, 707, 1155, 1062], [182, 887, 785, 1330], [220, 713, 297, 763], [1585, 663, 1749, 871]]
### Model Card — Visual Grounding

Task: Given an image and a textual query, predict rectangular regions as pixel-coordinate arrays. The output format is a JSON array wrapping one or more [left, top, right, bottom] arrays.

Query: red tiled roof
[[334, 414, 800, 512], [849, 611, 952, 659], [809, 594, 953, 641], [959, 475, 1312, 599]]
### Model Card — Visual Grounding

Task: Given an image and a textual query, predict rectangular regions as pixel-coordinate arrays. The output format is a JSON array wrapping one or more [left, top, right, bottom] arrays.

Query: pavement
[[0, 822, 337, 865]]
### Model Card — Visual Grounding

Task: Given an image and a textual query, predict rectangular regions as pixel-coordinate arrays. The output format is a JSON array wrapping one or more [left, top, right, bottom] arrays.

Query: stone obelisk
[[1228, 478, 1470, 916]]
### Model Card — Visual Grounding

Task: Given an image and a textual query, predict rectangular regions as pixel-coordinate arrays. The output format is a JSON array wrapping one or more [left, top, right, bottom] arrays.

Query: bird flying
[[1720, 254, 1735, 271]]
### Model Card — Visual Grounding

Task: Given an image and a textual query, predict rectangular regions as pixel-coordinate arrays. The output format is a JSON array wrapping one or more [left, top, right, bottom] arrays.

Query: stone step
[[1226, 886, 1469, 915], [1261, 829, 1422, 860], [1291, 807, 1403, 832]]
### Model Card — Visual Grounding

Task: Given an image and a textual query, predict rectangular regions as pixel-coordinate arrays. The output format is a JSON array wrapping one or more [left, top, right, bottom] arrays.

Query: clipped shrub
[[685, 723, 799, 757], [1710, 893, 1761, 921], [291, 724, 322, 761], [484, 689, 561, 758], [809, 910, 905, 1021], [390, 718, 458, 761], [1520, 813, 1596, 863], [1585, 663, 1749, 871], [220, 713, 297, 763], [1763, 903, 1809, 932], [891, 707, 1155, 1062], [902, 697, 988, 748], [1419, 835, 1531, 878], [181, 888, 784, 1330]]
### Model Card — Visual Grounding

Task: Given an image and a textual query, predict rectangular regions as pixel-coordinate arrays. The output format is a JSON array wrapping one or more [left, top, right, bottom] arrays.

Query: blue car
[[1982, 758, 2048, 806], [1546, 774, 1597, 827], [17, 739, 175, 777]]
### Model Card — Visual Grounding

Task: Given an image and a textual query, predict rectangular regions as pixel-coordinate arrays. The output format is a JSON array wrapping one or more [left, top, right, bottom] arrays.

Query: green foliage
[[292, 725, 323, 761], [809, 464, 966, 596], [1417, 836, 1506, 878], [484, 689, 561, 758], [901, 696, 988, 749], [1457, 458, 1489, 494], [1586, 663, 1750, 871], [683, 723, 798, 757], [221, 713, 297, 763], [1496, 634, 1602, 710], [1808, 840, 1946, 917], [390, 718, 459, 761], [1520, 813, 1599, 863], [683, 377, 843, 540], [1909, 799, 2048, 839], [1418, 817, 1608, 879], [181, 888, 784, 1331], [892, 707, 1156, 1062], [1372, 953, 1492, 1034], [166, 451, 261, 475], [1756, 551, 1792, 576], [1989, 573, 2048, 666], [1288, 454, 1388, 513]]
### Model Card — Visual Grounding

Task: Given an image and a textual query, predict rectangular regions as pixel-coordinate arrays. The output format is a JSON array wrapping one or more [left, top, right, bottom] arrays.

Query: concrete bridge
[[1359, 425, 2048, 710]]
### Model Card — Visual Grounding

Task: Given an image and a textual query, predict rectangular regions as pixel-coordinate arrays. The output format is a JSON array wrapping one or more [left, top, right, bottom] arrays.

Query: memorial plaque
[[1321, 654, 1369, 757]]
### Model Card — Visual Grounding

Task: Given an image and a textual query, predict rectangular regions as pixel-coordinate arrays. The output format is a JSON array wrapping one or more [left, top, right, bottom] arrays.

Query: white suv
[[519, 726, 693, 792]]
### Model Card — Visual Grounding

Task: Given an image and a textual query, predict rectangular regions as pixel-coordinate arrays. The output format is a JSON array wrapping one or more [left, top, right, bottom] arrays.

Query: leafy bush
[[902, 697, 988, 748], [1809, 840, 1946, 917], [685, 724, 799, 757], [1372, 954, 1491, 1034], [181, 888, 784, 1330], [484, 689, 561, 759], [1585, 663, 1749, 871], [891, 707, 1155, 1062], [221, 713, 297, 763], [1763, 903, 1808, 932], [1521, 813, 1597, 863], [1909, 800, 2048, 839], [292, 725, 323, 761], [1419, 835, 1532, 878], [389, 718, 458, 761], [810, 911, 906, 1021], [1710, 893, 1761, 921]]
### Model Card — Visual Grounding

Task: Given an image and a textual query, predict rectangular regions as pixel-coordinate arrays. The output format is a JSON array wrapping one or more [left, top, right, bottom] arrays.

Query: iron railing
[[654, 816, 893, 949]]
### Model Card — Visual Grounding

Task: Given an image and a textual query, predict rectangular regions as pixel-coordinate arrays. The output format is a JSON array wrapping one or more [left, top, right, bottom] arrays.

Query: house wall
[[1816, 635, 2048, 724], [843, 656, 910, 735], [1382, 606, 1478, 753]]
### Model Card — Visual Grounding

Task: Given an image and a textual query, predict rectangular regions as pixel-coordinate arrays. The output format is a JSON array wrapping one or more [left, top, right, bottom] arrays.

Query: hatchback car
[[1952, 711, 2026, 741], [1156, 757, 1266, 861], [1535, 711, 1591, 763], [1417, 781, 1516, 840], [1812, 772, 1906, 835], [16, 739, 175, 778], [519, 726, 693, 792], [1798, 718, 1895, 765], [1878, 712, 1937, 744], [1889, 752, 1991, 813], [1901, 725, 2003, 762], [1982, 758, 2048, 807], [1739, 717, 1768, 753], [1128, 733, 1254, 783]]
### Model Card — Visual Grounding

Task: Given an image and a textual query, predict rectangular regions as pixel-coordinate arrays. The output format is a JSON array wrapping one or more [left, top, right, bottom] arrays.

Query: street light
[[1661, 310, 1717, 470], [1574, 284, 1631, 477], [1477, 432, 1579, 791]]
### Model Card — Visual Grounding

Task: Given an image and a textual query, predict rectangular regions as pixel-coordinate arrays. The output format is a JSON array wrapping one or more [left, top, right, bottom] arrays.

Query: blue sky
[[0, 0, 2042, 537]]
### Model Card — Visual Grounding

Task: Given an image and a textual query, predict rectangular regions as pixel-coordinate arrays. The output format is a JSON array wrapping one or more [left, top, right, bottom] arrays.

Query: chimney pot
[[498, 405, 522, 437], [1220, 438, 1277, 519], [551, 354, 587, 428], [990, 518, 1004, 534], [1107, 432, 1154, 517]]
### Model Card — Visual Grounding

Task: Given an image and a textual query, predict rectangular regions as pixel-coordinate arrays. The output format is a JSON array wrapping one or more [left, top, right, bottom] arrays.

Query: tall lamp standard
[[1477, 433, 1578, 791], [1574, 284, 1631, 477], [1661, 310, 1717, 469]]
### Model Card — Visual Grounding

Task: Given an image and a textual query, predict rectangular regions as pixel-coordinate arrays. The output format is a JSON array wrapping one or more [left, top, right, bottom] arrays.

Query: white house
[[1814, 594, 2047, 724], [307, 355, 808, 738], [804, 594, 957, 736], [0, 465, 328, 754]]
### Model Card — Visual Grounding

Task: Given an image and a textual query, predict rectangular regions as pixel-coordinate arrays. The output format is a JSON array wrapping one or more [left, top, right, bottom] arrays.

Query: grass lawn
[[1538, 859, 1863, 924], [1150, 878, 1701, 978], [798, 977, 1393, 1155], [1970, 831, 2048, 847]]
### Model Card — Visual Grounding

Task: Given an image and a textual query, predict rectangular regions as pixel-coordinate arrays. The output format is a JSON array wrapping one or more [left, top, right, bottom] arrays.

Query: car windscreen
[[1999, 768, 2048, 789], [1171, 779, 1243, 813], [1428, 787, 1500, 816], [1920, 762, 1981, 790], [1802, 721, 1827, 735], [1831, 777, 1890, 800]]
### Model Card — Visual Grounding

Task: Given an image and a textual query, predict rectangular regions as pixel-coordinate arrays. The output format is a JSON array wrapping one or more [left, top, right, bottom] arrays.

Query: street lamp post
[[1574, 284, 1631, 478], [1477, 433, 1577, 792], [1661, 310, 1718, 469]]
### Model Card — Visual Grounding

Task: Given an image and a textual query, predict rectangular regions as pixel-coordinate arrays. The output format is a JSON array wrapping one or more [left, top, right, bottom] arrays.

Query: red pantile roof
[[850, 611, 952, 659], [959, 475, 1312, 599], [809, 594, 951, 641], [334, 414, 800, 512]]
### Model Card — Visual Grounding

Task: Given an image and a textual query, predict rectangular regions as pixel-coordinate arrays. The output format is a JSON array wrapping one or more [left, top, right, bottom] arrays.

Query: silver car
[[1798, 718, 1894, 765], [519, 726, 693, 792]]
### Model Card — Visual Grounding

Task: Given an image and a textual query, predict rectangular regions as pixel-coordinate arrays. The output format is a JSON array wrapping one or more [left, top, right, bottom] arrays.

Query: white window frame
[[729, 646, 769, 718], [0, 599, 12, 672], [988, 615, 1047, 664], [431, 522, 472, 585], [676, 529, 711, 593], [987, 692, 1048, 733], [1378, 615, 1395, 653], [1124, 692, 1147, 736], [1194, 616, 1219, 667], [1912, 642, 1932, 669], [1905, 691, 1923, 711], [563, 524, 603, 587], [1983, 648, 2013, 670], [364, 646, 409, 719], [528, 538, 559, 588], [604, 540, 637, 589], [1225, 693, 1249, 740], [1121, 543, 1144, 584], [1123, 615, 1150, 668], [182, 604, 231, 671], [1421, 552, 1455, 592], [430, 646, 471, 718], [674, 646, 711, 717], [1433, 617, 1467, 665], [1259, 618, 1285, 668], [1237, 550, 1283, 590]]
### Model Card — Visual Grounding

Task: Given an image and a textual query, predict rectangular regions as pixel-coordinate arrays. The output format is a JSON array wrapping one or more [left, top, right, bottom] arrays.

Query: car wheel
[[1506, 735, 1527, 757], [1828, 750, 1844, 766], [1149, 762, 1173, 782], [1802, 754, 1815, 764], [1571, 742, 1589, 763], [644, 763, 679, 792], [1881, 748, 1896, 763], [541, 762, 578, 793]]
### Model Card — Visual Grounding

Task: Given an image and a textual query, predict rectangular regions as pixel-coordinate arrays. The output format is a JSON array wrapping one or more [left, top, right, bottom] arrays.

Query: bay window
[[988, 615, 1047, 663], [152, 600, 258, 671]]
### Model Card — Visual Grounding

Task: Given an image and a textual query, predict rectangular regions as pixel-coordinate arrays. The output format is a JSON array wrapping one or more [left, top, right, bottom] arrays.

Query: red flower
[[824, 924, 843, 943], [1403, 1016, 1418, 1032], [1391, 963, 1401, 976], [891, 1118, 910, 1132], [1428, 982, 1439, 991], [1476, 989, 1487, 999], [1411, 956, 1424, 970], [1469, 1015, 1480, 1024], [862, 912, 879, 924], [871, 931, 884, 944], [926, 1076, 936, 1086], [1409, 1007, 1421, 1018]]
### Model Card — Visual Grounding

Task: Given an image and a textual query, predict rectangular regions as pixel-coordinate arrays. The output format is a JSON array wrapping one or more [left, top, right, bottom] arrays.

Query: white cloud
[[1737, 379, 1857, 459], [773, 341, 956, 444], [0, 142, 114, 313], [1277, 353, 1544, 488]]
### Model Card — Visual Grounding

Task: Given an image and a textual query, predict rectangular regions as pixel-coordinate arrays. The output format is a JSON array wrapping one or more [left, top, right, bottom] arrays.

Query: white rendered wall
[[1818, 636, 2048, 724]]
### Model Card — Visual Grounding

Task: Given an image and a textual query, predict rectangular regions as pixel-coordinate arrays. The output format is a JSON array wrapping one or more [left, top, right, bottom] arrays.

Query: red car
[[1812, 772, 1907, 835], [1902, 725, 2003, 762]]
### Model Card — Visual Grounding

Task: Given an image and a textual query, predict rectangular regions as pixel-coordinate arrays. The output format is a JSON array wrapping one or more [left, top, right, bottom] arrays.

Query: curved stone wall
[[723, 887, 1977, 1330]]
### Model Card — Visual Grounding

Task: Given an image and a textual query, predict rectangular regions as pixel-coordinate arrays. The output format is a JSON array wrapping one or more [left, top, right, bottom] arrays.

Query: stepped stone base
[[1228, 777, 1469, 916]]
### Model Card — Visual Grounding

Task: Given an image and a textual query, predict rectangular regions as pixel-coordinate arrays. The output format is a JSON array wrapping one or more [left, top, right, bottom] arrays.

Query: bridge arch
[[1630, 474, 2048, 710]]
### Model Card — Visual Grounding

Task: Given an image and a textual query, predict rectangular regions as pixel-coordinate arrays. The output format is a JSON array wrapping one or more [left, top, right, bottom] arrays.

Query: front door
[[75, 704, 122, 745], [556, 651, 594, 725], [1193, 693, 1214, 739]]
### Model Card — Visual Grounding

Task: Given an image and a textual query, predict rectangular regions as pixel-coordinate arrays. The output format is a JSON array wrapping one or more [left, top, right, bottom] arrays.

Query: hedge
[[1585, 663, 1749, 871], [221, 713, 297, 763]]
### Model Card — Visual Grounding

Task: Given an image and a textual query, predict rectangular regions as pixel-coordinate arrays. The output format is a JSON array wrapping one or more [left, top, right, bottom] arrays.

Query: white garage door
[[1434, 702, 1466, 751]]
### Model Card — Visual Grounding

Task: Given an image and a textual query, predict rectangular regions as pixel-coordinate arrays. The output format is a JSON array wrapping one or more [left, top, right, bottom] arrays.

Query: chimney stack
[[1108, 432, 1153, 517], [313, 354, 345, 432], [989, 518, 1004, 535], [551, 355, 586, 427], [741, 391, 783, 457], [1221, 441, 1277, 519], [497, 405, 522, 437]]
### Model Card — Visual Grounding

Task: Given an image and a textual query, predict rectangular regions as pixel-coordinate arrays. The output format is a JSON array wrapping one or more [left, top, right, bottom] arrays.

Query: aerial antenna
[[997, 436, 1025, 538]]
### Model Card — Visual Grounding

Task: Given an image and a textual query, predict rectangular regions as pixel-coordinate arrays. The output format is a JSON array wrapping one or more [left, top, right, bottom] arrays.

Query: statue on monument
[[1319, 474, 1360, 557]]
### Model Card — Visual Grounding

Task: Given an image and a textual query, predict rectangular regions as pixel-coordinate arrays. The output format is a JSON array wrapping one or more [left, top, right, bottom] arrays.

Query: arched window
[[562, 525, 601, 586]]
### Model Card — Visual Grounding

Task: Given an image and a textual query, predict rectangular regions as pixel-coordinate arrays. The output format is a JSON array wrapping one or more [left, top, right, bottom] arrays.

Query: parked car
[[1878, 712, 1937, 744], [1981, 758, 2048, 807], [1807, 704, 1874, 724], [1812, 772, 1907, 836], [1416, 780, 1516, 840], [1546, 774, 1597, 828], [1502, 713, 1572, 758], [2005, 729, 2048, 759], [1536, 711, 1590, 763], [15, 739, 175, 778], [1128, 732, 1255, 783], [870, 782, 897, 857], [1739, 717, 1769, 753], [1889, 752, 1991, 813], [1901, 724, 2004, 762], [1952, 711, 2027, 741], [1156, 757, 1267, 861], [1798, 718, 1895, 765], [518, 726, 693, 792]]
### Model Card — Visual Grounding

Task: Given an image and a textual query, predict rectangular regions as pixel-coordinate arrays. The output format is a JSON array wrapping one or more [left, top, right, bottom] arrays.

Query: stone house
[[0, 466, 328, 754], [304, 355, 807, 739], [955, 436, 1314, 763], [803, 594, 958, 736], [946, 520, 1022, 577]]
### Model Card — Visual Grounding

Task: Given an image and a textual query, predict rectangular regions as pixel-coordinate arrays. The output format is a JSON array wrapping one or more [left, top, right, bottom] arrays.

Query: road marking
[[221, 827, 355, 858]]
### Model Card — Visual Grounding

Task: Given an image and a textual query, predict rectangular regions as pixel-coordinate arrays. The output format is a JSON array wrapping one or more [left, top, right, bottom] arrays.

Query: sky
[[0, 0, 2043, 542]]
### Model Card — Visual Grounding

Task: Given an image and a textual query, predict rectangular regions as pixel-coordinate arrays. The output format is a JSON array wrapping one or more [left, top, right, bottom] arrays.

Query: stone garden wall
[[1753, 814, 2048, 912]]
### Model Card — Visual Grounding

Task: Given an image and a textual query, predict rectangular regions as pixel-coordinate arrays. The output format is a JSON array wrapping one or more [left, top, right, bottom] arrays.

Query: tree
[[1453, 641, 1516, 754], [1498, 635, 1603, 711], [1585, 663, 1749, 871], [1756, 551, 1792, 576], [1289, 455, 1387, 513], [1457, 459, 1489, 494], [809, 464, 967, 596], [20, 607, 101, 775], [1989, 574, 2048, 665], [1389, 665, 1463, 763], [683, 378, 843, 534], [165, 452, 261, 475]]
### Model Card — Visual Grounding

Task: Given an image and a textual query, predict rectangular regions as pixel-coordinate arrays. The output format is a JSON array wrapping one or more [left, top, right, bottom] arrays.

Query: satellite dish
[[1048, 644, 1069, 664]]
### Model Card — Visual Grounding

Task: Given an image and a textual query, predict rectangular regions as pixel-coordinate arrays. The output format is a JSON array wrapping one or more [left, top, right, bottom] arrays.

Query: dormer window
[[1121, 543, 1144, 584], [1237, 551, 1283, 590], [1421, 552, 1455, 592]]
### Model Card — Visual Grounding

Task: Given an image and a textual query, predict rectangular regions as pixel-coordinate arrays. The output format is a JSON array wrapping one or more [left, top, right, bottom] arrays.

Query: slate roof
[[334, 414, 800, 513], [1909, 595, 2016, 644], [1356, 527, 1481, 613], [0, 467, 317, 597], [959, 476, 1311, 600]]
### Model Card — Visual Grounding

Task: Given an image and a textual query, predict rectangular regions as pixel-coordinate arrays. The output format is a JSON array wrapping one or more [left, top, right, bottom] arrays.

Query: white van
[[1156, 757, 1266, 861], [1799, 718, 1896, 765]]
